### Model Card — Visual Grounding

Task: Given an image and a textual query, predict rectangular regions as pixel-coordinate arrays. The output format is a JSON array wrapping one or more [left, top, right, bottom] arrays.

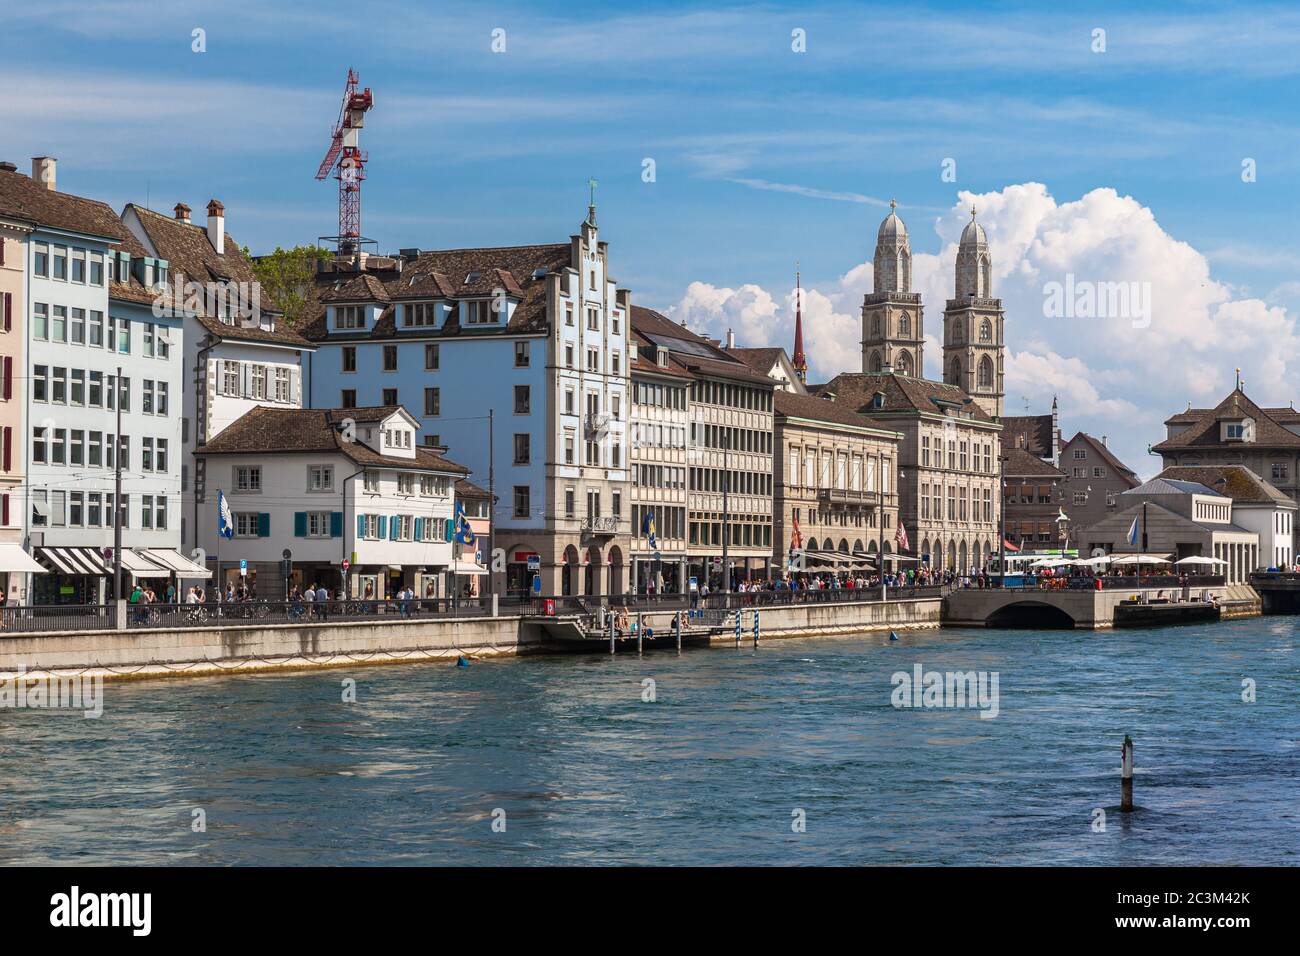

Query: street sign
[[531, 574, 542, 596], [239, 559, 247, 577], [688, 576, 698, 592], [342, 558, 350, 571], [527, 555, 540, 572]]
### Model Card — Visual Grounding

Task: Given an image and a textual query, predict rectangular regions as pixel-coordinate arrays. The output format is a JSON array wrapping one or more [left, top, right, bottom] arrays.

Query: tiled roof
[[455, 477, 490, 500], [1151, 388, 1300, 451], [1062, 431, 1140, 482], [630, 306, 777, 385], [0, 167, 129, 241], [127, 204, 312, 349], [1158, 465, 1296, 506], [814, 372, 995, 423], [1000, 413, 1054, 457], [774, 389, 897, 435], [630, 329, 692, 379], [1002, 445, 1065, 478], [196, 406, 469, 474], [302, 243, 572, 342], [728, 347, 786, 373]]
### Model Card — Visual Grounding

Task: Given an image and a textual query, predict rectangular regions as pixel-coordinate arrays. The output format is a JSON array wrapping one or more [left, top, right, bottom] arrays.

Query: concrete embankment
[[0, 598, 942, 682]]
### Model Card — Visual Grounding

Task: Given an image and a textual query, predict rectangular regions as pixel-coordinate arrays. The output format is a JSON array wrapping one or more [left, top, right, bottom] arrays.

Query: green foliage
[[244, 245, 328, 327]]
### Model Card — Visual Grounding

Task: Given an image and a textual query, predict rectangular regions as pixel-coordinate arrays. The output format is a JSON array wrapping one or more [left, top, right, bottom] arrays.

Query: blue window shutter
[[330, 511, 343, 538], [378, 515, 388, 539], [415, 517, 424, 540], [391, 517, 401, 541], [293, 511, 306, 537], [258, 513, 270, 537], [357, 514, 366, 538], [444, 518, 454, 542]]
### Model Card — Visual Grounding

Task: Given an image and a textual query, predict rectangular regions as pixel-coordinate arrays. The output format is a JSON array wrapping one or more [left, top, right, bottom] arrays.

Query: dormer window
[[656, 346, 668, 368], [465, 271, 481, 285], [872, 392, 885, 409], [531, 268, 548, 280], [1226, 422, 1247, 440], [466, 300, 495, 325], [335, 305, 365, 330], [405, 302, 438, 327]]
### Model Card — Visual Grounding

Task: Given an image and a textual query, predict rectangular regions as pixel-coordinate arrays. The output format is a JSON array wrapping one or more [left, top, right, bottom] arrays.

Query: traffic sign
[[342, 558, 350, 571], [239, 559, 247, 577], [527, 555, 540, 572]]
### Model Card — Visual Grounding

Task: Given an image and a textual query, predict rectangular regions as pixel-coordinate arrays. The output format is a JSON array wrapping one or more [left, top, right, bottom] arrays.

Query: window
[[143, 324, 154, 357], [1073, 448, 1087, 460], [341, 389, 357, 408], [515, 341, 530, 367], [565, 344, 574, 368], [90, 252, 103, 286], [274, 368, 290, 403], [383, 345, 398, 371], [335, 305, 365, 329], [251, 365, 267, 399], [587, 307, 599, 330], [363, 471, 380, 493], [222, 361, 240, 395], [565, 303, 574, 326], [406, 302, 438, 327], [52, 367, 66, 404], [425, 343, 439, 370], [141, 437, 154, 472], [466, 300, 495, 324], [33, 366, 47, 402], [1092, 467, 1106, 478], [117, 317, 130, 353], [307, 512, 332, 537], [611, 352, 621, 375], [342, 347, 357, 372], [424, 387, 440, 417], [382, 388, 398, 406], [32, 303, 48, 339], [586, 347, 599, 371], [142, 379, 154, 414], [513, 485, 530, 518], [52, 306, 66, 342], [33, 242, 48, 277], [70, 308, 85, 344], [397, 474, 415, 495], [514, 433, 530, 464], [52, 245, 67, 280], [564, 432, 575, 464], [237, 466, 261, 492], [308, 465, 334, 492], [235, 512, 261, 537], [514, 385, 530, 414]]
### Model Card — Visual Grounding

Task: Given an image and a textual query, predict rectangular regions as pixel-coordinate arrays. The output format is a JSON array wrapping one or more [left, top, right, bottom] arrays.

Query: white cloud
[[667, 181, 1300, 479]]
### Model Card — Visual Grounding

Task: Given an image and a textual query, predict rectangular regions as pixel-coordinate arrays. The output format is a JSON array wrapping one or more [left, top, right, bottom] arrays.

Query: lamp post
[[998, 453, 1008, 589], [878, 449, 886, 601], [721, 428, 731, 594]]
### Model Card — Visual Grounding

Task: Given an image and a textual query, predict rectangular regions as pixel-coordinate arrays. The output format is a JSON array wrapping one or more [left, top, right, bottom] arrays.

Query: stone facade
[[861, 201, 924, 379], [943, 209, 1004, 419]]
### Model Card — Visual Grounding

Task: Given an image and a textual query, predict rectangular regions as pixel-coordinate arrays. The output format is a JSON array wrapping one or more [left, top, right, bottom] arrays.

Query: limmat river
[[1, 618, 1296, 866]]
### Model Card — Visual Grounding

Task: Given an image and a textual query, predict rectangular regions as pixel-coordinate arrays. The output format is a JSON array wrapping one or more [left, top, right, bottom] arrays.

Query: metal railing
[[135, 598, 499, 628], [1, 604, 115, 634], [514, 586, 945, 615], [997, 574, 1226, 592]]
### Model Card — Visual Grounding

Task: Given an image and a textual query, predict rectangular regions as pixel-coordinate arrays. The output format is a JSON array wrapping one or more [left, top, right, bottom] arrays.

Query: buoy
[[456, 655, 471, 668], [889, 631, 899, 642]]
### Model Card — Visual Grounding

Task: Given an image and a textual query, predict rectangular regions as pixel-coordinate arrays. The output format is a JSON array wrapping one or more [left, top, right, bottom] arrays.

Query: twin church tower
[[859, 200, 1005, 419]]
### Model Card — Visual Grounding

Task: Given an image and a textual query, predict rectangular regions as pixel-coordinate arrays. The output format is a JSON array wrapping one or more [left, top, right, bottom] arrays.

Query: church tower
[[943, 207, 1004, 418], [861, 200, 924, 377]]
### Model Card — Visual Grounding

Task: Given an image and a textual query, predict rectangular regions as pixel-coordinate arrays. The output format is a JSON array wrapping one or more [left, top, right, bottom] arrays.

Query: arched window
[[980, 256, 991, 295], [871, 315, 881, 337], [899, 249, 911, 290], [980, 319, 992, 343], [899, 312, 911, 336], [896, 351, 912, 376], [949, 357, 962, 384], [869, 350, 882, 373], [951, 320, 963, 344], [978, 356, 994, 389]]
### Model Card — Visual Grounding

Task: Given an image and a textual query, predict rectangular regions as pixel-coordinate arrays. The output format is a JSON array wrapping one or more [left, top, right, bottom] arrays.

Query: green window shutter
[[293, 512, 307, 537], [378, 515, 388, 539], [391, 517, 401, 541], [415, 517, 424, 540], [330, 511, 343, 538], [258, 513, 270, 537], [357, 514, 367, 538], [444, 518, 454, 542]]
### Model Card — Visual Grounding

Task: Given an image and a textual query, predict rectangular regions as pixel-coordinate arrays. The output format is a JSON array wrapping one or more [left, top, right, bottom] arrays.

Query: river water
[[1, 618, 1296, 865]]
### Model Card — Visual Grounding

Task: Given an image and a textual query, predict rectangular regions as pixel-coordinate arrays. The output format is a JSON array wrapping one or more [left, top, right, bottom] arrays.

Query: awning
[[449, 560, 488, 575], [119, 549, 168, 578], [0, 543, 47, 573], [142, 548, 213, 578], [37, 547, 108, 576]]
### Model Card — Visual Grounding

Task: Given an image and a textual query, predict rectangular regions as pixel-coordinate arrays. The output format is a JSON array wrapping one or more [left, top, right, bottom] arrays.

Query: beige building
[[0, 184, 31, 595], [772, 389, 902, 574], [816, 373, 1001, 573], [862, 200, 925, 379], [943, 208, 1005, 419], [632, 307, 775, 589], [629, 327, 691, 593]]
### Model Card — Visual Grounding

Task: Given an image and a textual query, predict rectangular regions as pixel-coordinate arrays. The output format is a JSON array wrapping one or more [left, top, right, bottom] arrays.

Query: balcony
[[585, 414, 610, 438], [581, 515, 620, 536], [817, 487, 886, 507]]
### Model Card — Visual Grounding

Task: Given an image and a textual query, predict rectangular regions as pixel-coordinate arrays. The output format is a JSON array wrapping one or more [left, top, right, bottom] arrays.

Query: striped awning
[[119, 549, 168, 577], [36, 547, 109, 576], [142, 548, 212, 578]]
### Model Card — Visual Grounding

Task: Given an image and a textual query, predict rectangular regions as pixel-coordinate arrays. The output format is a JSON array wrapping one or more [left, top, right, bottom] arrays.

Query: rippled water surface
[[2, 618, 1297, 865]]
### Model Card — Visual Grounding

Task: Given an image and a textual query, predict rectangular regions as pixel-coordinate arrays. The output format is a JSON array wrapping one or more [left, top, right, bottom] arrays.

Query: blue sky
[[5, 0, 1300, 474]]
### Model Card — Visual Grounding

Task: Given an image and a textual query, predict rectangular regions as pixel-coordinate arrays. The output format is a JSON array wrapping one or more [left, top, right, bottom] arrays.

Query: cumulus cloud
[[665, 181, 1298, 478]]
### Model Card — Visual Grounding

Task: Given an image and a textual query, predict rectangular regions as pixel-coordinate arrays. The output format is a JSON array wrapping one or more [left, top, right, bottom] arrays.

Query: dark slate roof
[[630, 329, 693, 379], [303, 243, 573, 342], [1124, 477, 1222, 497], [813, 372, 995, 423], [196, 406, 469, 474], [1158, 465, 1296, 507], [1003, 445, 1065, 478], [1000, 413, 1054, 456], [1062, 431, 1140, 483], [1152, 388, 1300, 451], [126, 204, 312, 349], [774, 390, 897, 434], [630, 306, 777, 386], [0, 167, 129, 241], [455, 477, 490, 500]]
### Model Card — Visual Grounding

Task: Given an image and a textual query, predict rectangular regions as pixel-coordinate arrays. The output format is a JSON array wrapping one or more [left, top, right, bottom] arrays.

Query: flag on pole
[[217, 490, 235, 540], [791, 513, 803, 552], [454, 500, 476, 545], [642, 510, 657, 549], [1126, 516, 1140, 546], [895, 520, 910, 552]]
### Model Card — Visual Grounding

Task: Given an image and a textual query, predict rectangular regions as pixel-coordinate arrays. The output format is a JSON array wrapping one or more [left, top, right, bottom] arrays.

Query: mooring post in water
[[1120, 734, 1134, 812], [734, 610, 741, 646], [637, 612, 643, 655], [609, 612, 615, 655], [675, 610, 682, 652], [752, 609, 759, 648]]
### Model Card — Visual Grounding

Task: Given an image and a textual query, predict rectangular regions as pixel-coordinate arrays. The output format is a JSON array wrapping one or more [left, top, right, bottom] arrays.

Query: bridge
[[944, 577, 1236, 629]]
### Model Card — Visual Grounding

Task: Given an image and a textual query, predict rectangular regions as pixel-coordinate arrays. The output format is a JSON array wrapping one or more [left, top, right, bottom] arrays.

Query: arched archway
[[838, 538, 850, 554], [987, 601, 1075, 629], [947, 540, 957, 568], [978, 356, 994, 390], [899, 312, 911, 336], [869, 350, 882, 373], [853, 538, 864, 553], [896, 350, 913, 376], [921, 537, 931, 567], [959, 540, 969, 574], [584, 546, 602, 596], [948, 356, 962, 385], [807, 537, 820, 552], [607, 545, 624, 596], [980, 256, 992, 295], [562, 544, 580, 596]]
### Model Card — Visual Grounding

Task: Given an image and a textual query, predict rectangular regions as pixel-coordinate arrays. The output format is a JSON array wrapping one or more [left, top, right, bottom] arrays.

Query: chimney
[[0, 162, 16, 173], [1102, 435, 1107, 446], [206, 199, 225, 253], [726, 328, 735, 349], [32, 156, 57, 191], [174, 202, 192, 224]]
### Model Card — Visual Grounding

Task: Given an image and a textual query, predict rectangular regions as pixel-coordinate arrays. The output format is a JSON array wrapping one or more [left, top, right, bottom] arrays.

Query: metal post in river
[[609, 612, 615, 655], [637, 612, 643, 655], [1120, 734, 1134, 812], [675, 610, 681, 653]]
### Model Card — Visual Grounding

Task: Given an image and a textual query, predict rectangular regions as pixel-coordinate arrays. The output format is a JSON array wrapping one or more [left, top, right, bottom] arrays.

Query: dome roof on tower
[[960, 207, 987, 247], [877, 200, 907, 242]]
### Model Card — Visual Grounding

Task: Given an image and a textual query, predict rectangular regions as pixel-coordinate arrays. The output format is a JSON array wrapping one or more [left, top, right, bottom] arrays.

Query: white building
[[122, 200, 315, 558], [306, 205, 630, 597], [1158, 465, 1296, 571], [195, 405, 469, 599]]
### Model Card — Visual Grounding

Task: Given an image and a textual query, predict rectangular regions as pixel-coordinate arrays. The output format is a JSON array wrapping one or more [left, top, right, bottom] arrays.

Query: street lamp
[[998, 453, 1009, 588]]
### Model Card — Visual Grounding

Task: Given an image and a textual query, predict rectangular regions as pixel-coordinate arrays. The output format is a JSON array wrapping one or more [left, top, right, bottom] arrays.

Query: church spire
[[792, 266, 808, 384]]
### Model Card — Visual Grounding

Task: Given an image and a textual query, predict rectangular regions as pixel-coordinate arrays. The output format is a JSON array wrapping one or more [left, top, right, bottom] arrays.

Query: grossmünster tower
[[860, 202, 1005, 419]]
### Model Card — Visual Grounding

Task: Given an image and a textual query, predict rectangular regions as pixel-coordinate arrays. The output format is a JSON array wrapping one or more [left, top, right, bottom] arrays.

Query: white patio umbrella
[[1174, 555, 1228, 566], [1110, 553, 1173, 565], [1083, 555, 1113, 568]]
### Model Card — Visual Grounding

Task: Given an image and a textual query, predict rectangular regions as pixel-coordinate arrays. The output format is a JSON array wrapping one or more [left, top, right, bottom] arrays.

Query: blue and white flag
[[217, 490, 235, 540], [1126, 516, 1139, 547], [642, 509, 657, 549]]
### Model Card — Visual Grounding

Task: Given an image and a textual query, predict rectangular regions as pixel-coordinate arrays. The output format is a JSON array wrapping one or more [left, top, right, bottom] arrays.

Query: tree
[[244, 245, 329, 328]]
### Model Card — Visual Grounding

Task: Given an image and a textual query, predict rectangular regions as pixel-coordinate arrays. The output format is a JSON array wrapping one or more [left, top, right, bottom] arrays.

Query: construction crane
[[315, 68, 374, 256]]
